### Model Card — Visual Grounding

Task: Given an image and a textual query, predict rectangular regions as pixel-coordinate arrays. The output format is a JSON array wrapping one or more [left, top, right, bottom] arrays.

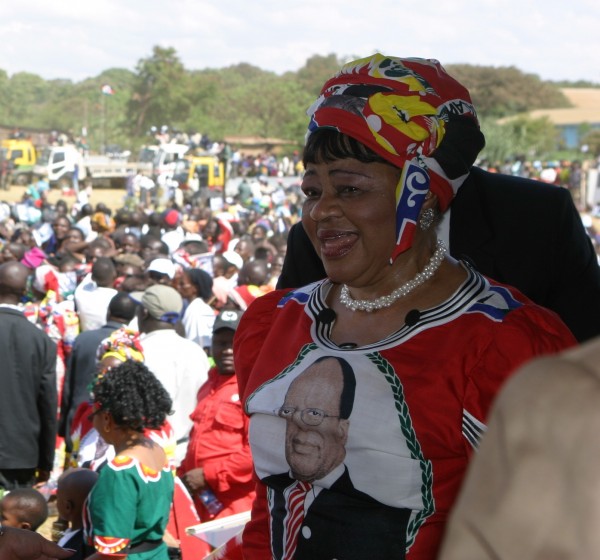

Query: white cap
[[147, 257, 176, 279], [222, 250, 244, 270]]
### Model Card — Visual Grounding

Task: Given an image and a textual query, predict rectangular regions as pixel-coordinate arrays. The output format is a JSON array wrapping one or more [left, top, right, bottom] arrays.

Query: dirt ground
[[38, 510, 58, 541], [0, 184, 128, 213]]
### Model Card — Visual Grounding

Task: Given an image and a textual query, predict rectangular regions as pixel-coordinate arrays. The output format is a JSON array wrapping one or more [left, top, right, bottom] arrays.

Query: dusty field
[[0, 184, 129, 213]]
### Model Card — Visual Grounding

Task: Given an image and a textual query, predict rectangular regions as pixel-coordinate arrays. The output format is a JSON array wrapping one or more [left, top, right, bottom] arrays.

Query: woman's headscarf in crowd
[[306, 53, 485, 260], [96, 327, 144, 365], [89, 328, 144, 413], [91, 211, 115, 234]]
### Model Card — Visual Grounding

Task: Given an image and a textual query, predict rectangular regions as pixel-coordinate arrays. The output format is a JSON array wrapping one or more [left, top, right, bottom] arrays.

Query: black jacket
[[265, 468, 410, 560], [0, 307, 57, 471]]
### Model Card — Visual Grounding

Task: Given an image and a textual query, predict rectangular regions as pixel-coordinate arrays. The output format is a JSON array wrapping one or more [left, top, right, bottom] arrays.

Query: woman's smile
[[317, 229, 358, 259]]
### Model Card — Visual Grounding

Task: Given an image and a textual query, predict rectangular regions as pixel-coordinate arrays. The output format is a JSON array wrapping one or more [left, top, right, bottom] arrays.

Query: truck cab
[[152, 143, 189, 182], [172, 154, 225, 202], [1, 139, 38, 185], [34, 145, 84, 188]]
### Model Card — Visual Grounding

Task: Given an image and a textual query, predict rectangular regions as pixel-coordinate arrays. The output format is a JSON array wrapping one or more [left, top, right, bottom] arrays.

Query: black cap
[[213, 309, 243, 333]]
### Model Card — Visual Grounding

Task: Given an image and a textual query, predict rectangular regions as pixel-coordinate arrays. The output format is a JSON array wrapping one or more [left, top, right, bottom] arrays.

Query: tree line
[[1, 46, 597, 161]]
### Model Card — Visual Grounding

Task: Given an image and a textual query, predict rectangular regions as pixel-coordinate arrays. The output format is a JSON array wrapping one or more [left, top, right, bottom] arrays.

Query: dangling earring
[[419, 208, 436, 231]]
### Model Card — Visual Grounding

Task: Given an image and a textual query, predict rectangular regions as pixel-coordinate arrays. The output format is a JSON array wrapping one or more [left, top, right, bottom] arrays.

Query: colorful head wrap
[[96, 327, 144, 364], [91, 212, 115, 233], [306, 53, 485, 259]]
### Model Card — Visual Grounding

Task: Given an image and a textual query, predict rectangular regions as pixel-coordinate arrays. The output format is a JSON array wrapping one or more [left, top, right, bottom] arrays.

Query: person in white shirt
[[74, 257, 117, 331], [132, 284, 210, 466], [174, 267, 215, 353], [161, 209, 185, 254]]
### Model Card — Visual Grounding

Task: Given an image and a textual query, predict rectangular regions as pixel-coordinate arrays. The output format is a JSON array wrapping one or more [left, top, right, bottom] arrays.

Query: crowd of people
[[1, 52, 600, 560], [0, 178, 296, 558]]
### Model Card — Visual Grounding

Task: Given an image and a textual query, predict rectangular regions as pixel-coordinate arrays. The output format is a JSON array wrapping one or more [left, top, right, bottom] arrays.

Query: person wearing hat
[[231, 54, 576, 559], [178, 309, 255, 531], [145, 257, 176, 286], [134, 284, 209, 466], [161, 209, 184, 255]]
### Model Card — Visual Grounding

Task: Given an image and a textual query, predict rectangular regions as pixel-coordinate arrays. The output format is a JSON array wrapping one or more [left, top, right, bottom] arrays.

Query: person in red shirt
[[178, 309, 255, 521]]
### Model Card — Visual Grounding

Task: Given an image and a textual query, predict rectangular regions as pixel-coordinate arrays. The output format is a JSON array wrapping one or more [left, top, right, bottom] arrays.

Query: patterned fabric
[[68, 401, 176, 471], [84, 455, 174, 559], [96, 327, 144, 363], [233, 269, 575, 559], [306, 53, 484, 258], [283, 481, 312, 560], [91, 212, 115, 233]]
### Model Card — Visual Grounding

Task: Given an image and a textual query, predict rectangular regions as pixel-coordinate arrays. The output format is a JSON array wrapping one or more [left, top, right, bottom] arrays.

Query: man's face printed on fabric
[[281, 358, 350, 482]]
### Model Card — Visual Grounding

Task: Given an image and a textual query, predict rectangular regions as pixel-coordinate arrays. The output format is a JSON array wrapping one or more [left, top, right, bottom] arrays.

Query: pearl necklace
[[339, 240, 447, 312]]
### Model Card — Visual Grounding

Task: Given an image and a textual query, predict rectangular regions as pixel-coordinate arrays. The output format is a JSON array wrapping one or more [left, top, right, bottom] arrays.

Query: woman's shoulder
[[468, 275, 576, 356], [107, 448, 171, 479], [238, 281, 323, 330]]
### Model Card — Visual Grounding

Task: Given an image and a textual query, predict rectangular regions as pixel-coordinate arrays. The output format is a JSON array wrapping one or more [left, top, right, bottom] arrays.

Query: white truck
[[151, 143, 190, 183], [33, 145, 152, 189]]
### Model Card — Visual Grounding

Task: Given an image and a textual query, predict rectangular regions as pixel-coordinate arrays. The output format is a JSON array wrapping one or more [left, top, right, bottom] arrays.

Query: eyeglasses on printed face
[[275, 406, 340, 426]]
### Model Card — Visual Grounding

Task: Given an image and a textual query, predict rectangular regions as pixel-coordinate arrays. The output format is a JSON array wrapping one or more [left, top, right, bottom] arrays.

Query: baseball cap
[[147, 258, 176, 279], [163, 209, 181, 227], [130, 284, 183, 323], [213, 309, 243, 333], [222, 250, 244, 271]]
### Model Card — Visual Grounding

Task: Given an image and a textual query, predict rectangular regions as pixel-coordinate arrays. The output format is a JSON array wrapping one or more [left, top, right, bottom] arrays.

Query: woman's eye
[[302, 187, 319, 198]]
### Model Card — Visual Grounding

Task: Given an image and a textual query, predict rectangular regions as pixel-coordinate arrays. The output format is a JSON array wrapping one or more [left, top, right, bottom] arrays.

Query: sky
[[1, 0, 599, 84]]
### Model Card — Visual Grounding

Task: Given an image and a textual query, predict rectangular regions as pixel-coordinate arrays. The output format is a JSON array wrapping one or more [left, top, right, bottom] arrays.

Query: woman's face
[[173, 270, 198, 301], [52, 217, 71, 240], [66, 228, 84, 244], [301, 158, 400, 287], [14, 229, 34, 247]]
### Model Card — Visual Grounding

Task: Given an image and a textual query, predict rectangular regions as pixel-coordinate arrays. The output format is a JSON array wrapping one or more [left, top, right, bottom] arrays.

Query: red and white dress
[[232, 266, 576, 560]]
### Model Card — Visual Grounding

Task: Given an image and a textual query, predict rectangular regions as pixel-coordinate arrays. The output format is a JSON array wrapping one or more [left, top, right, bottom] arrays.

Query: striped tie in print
[[283, 480, 312, 560]]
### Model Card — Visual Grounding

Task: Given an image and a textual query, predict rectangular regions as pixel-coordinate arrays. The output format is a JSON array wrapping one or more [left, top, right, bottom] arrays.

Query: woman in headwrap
[[83, 356, 174, 560], [73, 328, 206, 560], [229, 55, 577, 560], [68, 328, 176, 469]]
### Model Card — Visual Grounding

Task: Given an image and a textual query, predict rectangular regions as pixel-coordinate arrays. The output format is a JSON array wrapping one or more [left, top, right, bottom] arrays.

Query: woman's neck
[[113, 431, 148, 455], [345, 236, 440, 302]]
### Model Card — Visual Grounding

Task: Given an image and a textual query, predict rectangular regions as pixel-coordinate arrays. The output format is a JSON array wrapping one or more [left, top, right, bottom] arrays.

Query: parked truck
[[0, 139, 38, 185], [33, 145, 152, 189], [171, 153, 225, 202], [151, 143, 190, 183]]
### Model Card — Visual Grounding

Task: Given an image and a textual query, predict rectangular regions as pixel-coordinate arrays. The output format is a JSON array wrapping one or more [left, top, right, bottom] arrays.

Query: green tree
[[293, 54, 343, 97], [6, 72, 50, 125], [127, 46, 191, 137], [581, 129, 600, 156], [0, 49, 596, 160], [0, 70, 11, 123], [447, 65, 570, 118], [480, 115, 559, 163], [478, 117, 518, 165]]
